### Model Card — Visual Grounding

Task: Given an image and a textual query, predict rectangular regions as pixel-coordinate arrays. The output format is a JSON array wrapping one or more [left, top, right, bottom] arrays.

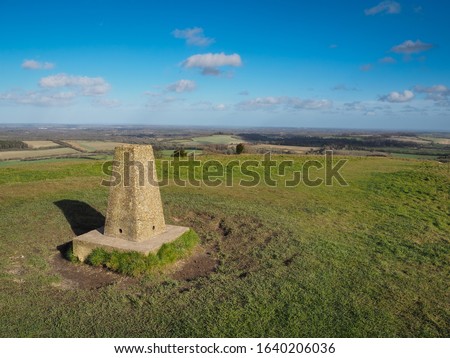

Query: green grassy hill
[[0, 155, 448, 337]]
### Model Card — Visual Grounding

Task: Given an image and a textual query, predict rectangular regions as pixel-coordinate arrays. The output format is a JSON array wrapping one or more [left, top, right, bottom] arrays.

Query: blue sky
[[0, 0, 449, 130]]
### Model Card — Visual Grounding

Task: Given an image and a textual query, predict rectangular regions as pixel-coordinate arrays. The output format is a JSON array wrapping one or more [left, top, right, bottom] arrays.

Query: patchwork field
[[0, 155, 449, 337], [22, 141, 60, 149], [63, 140, 126, 152], [250, 144, 319, 154], [0, 147, 79, 160], [421, 137, 450, 145], [171, 134, 243, 146], [390, 136, 431, 145]]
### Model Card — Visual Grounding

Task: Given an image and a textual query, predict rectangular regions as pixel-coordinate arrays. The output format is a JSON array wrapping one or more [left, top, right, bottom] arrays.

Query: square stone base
[[73, 225, 190, 262]]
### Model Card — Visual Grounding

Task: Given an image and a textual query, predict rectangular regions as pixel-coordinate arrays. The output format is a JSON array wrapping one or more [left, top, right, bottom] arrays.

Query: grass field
[[63, 141, 125, 152], [390, 136, 431, 145], [22, 141, 60, 149], [390, 153, 440, 160], [0, 147, 80, 160], [420, 137, 450, 145], [0, 156, 108, 168], [0, 155, 449, 337], [171, 134, 242, 146], [250, 144, 319, 154]]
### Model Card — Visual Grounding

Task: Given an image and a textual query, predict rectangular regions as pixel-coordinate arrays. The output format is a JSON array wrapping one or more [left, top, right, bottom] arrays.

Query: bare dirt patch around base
[[50, 244, 216, 290], [51, 252, 133, 290], [171, 247, 218, 281]]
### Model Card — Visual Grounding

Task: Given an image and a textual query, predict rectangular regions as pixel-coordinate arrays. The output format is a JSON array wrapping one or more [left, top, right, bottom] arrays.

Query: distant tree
[[236, 143, 245, 154], [172, 148, 187, 158], [153, 148, 163, 159]]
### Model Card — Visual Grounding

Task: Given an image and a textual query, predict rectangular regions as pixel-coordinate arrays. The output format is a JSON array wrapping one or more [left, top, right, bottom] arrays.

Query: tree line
[[238, 133, 424, 150], [0, 140, 28, 150]]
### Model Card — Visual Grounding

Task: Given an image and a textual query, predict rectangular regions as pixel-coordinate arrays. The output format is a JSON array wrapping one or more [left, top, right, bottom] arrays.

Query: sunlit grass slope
[[0, 155, 448, 337]]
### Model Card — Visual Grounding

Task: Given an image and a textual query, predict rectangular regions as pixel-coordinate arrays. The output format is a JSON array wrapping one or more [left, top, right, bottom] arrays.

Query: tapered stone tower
[[104, 145, 166, 241], [73, 144, 189, 262]]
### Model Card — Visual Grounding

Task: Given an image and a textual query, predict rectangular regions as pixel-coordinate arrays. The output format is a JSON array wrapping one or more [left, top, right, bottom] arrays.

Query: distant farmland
[[171, 134, 242, 146], [421, 137, 450, 145], [1, 131, 448, 163], [63, 141, 126, 152], [0, 147, 79, 160], [22, 141, 60, 149], [249, 144, 319, 154], [0, 141, 126, 161]]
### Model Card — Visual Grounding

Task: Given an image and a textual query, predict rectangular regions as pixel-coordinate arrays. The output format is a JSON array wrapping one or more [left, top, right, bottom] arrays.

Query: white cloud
[[191, 101, 229, 111], [413, 85, 450, 102], [166, 79, 196, 93], [172, 27, 215, 47], [380, 90, 415, 103], [288, 98, 333, 110], [344, 101, 368, 111], [39, 73, 111, 95], [391, 40, 433, 54], [237, 96, 281, 110], [236, 96, 332, 111], [343, 101, 389, 116], [182, 52, 242, 76], [343, 101, 394, 117], [214, 103, 227, 111], [22, 59, 55, 70], [183, 53, 242, 68], [413, 84, 448, 95], [0, 90, 75, 106], [0, 72, 113, 107], [364, 1, 401, 15], [379, 56, 397, 64]]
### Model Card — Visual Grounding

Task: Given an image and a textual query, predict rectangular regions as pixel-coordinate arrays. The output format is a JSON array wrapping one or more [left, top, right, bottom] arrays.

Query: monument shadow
[[54, 199, 105, 236], [54, 200, 105, 257]]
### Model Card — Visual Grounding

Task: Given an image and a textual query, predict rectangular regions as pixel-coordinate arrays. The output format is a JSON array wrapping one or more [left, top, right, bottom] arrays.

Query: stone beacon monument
[[73, 144, 189, 262]]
